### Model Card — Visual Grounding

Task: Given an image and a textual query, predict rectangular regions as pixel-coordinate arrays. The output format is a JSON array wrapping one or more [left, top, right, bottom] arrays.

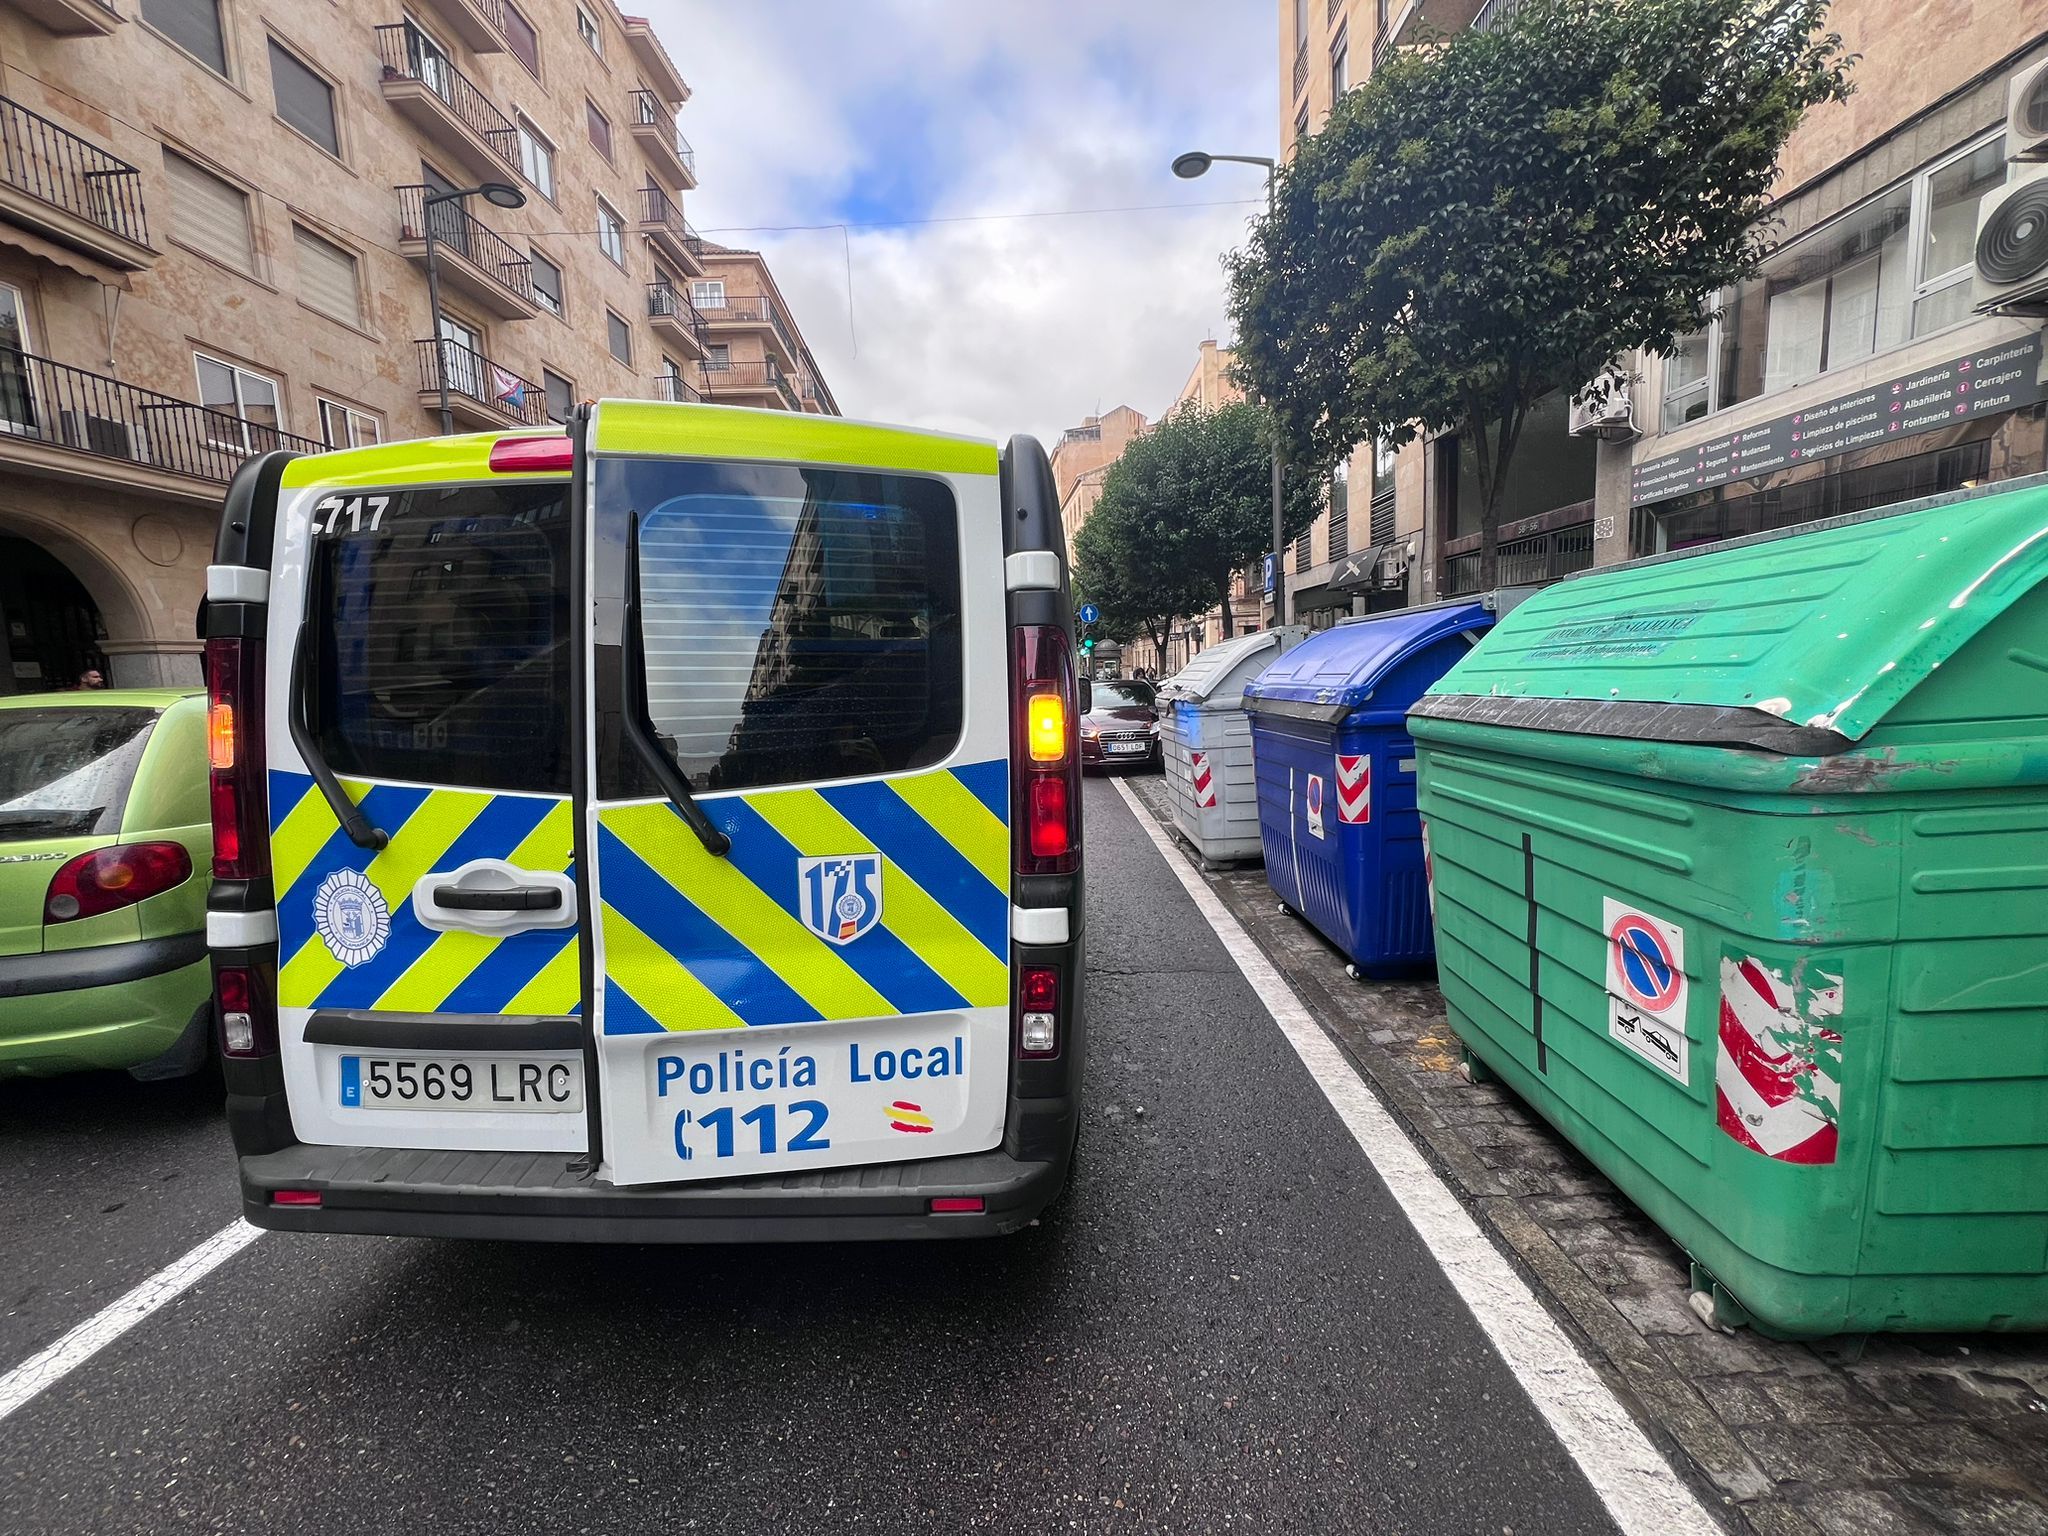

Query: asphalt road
[[0, 776, 1617, 1534]]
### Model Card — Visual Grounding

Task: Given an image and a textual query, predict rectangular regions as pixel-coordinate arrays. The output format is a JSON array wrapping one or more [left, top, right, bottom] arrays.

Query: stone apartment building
[[1278, 0, 2048, 605], [1050, 400, 1146, 566], [0, 0, 836, 695]]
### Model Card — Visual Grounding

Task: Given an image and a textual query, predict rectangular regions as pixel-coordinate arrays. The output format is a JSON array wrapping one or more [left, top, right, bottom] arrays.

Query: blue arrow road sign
[[1079, 602, 1100, 625]]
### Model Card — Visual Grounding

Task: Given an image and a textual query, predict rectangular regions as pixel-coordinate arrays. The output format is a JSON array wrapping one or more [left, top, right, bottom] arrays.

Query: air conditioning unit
[[59, 409, 143, 462], [2009, 57, 2048, 161], [1973, 163, 2048, 312], [1568, 375, 1636, 440]]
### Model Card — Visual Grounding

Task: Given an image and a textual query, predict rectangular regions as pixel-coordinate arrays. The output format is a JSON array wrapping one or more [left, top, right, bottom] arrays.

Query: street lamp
[[422, 180, 526, 434], [1174, 149, 1289, 627]]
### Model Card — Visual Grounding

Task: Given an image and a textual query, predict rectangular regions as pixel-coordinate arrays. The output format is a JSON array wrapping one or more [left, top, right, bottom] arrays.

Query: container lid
[[1419, 474, 2048, 748], [1243, 601, 1493, 714], [1157, 626, 1308, 708]]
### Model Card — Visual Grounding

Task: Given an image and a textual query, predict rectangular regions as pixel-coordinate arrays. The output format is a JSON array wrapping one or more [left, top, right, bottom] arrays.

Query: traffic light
[[1081, 634, 1096, 653]]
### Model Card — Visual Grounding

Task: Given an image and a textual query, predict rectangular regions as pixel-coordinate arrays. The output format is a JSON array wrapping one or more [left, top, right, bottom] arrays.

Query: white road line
[[0, 1220, 263, 1425], [1110, 777, 1720, 1536]]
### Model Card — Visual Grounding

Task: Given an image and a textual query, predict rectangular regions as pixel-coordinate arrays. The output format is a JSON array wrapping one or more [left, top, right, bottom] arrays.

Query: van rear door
[[263, 450, 588, 1154], [583, 405, 1014, 1185]]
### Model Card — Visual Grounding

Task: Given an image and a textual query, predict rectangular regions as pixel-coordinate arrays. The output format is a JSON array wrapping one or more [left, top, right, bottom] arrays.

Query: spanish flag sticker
[[888, 1100, 934, 1134]]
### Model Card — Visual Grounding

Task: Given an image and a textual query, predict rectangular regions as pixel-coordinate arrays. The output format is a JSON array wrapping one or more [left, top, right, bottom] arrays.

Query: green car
[[0, 688, 214, 1080]]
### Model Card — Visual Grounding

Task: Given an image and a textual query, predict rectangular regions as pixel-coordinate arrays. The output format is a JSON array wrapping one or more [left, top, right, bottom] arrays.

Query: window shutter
[[269, 42, 339, 155], [142, 0, 227, 75], [165, 152, 253, 272], [294, 226, 359, 324], [503, 3, 539, 74]]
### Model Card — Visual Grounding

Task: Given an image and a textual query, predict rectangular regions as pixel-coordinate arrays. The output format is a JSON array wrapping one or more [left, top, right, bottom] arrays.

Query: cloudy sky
[[637, 1, 1276, 445]]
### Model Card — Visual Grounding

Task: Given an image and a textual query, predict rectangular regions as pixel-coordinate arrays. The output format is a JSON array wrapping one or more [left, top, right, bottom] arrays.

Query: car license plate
[[1106, 740, 1148, 754], [338, 1054, 583, 1113]]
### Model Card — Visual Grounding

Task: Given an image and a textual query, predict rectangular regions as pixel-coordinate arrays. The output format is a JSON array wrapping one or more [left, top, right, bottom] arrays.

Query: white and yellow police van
[[203, 403, 1085, 1239]]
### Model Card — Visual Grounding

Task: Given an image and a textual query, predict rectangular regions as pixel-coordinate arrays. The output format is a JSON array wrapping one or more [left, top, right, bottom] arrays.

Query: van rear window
[[598, 458, 963, 794], [309, 483, 570, 794]]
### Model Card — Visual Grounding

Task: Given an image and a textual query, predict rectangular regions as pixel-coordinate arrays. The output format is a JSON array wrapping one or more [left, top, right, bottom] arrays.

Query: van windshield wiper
[[622, 513, 730, 858], [287, 566, 386, 852]]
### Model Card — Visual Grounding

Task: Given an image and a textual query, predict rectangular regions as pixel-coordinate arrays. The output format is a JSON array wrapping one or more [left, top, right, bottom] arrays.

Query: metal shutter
[[294, 226, 359, 324], [165, 152, 253, 272]]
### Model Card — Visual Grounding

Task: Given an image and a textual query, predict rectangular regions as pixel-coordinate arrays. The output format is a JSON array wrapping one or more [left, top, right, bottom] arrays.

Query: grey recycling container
[[1159, 626, 1307, 863]]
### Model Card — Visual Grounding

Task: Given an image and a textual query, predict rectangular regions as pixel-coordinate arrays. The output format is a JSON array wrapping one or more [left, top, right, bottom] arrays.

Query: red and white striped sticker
[[1190, 750, 1216, 808], [1336, 753, 1371, 823], [1715, 954, 1842, 1165]]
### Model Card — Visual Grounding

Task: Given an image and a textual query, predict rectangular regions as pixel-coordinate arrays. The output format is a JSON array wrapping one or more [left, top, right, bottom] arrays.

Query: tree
[[1074, 401, 1321, 651], [1072, 490, 1187, 661], [1226, 0, 1853, 589]]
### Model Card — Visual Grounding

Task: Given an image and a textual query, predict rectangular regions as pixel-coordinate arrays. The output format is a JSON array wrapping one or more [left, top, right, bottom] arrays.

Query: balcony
[[1375, 0, 1487, 62], [1292, 40, 1309, 99], [376, 23, 517, 181], [629, 90, 696, 190], [646, 282, 706, 357], [396, 185, 537, 321], [2, 0, 116, 36], [798, 375, 834, 415], [650, 370, 702, 404], [621, 15, 691, 107], [414, 338, 548, 428], [1472, 0, 1532, 30], [1440, 516, 1592, 597], [699, 358, 798, 412], [0, 346, 319, 501], [635, 183, 702, 275], [413, 0, 505, 53], [700, 294, 798, 368], [0, 96, 153, 274]]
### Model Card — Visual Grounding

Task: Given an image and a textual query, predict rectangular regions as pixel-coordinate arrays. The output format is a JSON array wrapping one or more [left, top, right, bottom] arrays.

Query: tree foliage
[[1072, 401, 1321, 648], [1226, 0, 1853, 586]]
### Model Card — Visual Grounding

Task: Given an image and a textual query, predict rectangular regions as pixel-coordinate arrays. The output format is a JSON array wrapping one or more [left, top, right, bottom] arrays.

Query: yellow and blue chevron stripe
[[270, 771, 581, 1015], [598, 759, 1010, 1035]]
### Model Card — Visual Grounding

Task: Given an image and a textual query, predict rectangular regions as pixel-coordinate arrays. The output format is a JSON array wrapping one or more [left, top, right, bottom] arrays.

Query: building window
[[502, 0, 539, 77], [1294, 103, 1310, 145], [1682, 132, 2010, 421], [1328, 459, 1348, 560], [164, 151, 254, 273], [705, 343, 730, 370], [293, 225, 360, 326], [516, 116, 555, 200], [577, 5, 601, 55], [606, 309, 632, 365], [529, 249, 564, 317], [1292, 0, 1309, 50], [194, 352, 281, 449], [318, 398, 381, 449], [543, 368, 574, 423], [596, 197, 625, 265], [1293, 525, 1312, 570], [691, 278, 725, 308], [1330, 25, 1349, 99], [143, 0, 227, 77], [586, 99, 612, 158], [268, 39, 338, 156]]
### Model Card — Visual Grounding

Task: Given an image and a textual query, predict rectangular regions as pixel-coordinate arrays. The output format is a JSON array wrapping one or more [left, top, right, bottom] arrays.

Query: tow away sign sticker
[[1602, 898, 1688, 1084]]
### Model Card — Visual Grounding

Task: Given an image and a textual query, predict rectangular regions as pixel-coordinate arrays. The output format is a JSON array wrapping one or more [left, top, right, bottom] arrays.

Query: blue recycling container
[[1242, 601, 1495, 976]]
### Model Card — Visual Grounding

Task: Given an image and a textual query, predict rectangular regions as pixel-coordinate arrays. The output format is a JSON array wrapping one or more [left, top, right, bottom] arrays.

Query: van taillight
[[204, 636, 269, 881], [1011, 625, 1080, 876], [1018, 964, 1059, 1058], [215, 961, 278, 1059]]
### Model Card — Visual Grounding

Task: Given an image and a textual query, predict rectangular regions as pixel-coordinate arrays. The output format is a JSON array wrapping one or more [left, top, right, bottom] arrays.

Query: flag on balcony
[[490, 365, 527, 411]]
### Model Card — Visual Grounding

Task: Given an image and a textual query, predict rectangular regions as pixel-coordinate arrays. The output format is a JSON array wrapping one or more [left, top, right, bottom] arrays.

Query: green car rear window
[[0, 706, 156, 839]]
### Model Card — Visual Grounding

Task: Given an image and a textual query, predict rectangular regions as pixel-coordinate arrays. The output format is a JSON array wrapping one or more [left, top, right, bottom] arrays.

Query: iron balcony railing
[[647, 281, 706, 341], [1472, 0, 1532, 30], [700, 293, 798, 360], [1441, 521, 1594, 596], [651, 370, 702, 404], [1061, 423, 1102, 444], [396, 185, 534, 307], [0, 346, 318, 482], [638, 182, 690, 245], [413, 337, 548, 424], [700, 358, 798, 409], [629, 89, 696, 179], [0, 96, 149, 249], [1328, 0, 1343, 19], [1292, 40, 1310, 97], [376, 22, 517, 169]]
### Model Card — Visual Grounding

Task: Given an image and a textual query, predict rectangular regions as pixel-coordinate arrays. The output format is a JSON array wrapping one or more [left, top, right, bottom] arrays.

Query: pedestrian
[[73, 667, 105, 690]]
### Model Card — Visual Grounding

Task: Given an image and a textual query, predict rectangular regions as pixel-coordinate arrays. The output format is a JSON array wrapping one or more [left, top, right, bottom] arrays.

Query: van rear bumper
[[238, 1105, 1075, 1243]]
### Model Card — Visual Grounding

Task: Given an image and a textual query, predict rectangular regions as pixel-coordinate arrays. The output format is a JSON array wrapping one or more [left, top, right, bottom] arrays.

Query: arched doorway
[[0, 536, 107, 693]]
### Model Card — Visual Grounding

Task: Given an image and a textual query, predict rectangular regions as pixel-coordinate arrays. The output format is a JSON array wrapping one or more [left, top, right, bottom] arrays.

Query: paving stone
[[1611, 1282, 1717, 1338], [1797, 1488, 1931, 1536], [1737, 1500, 1826, 1536], [1656, 1328, 1830, 1379], [1894, 1485, 2048, 1536], [1756, 1373, 1889, 1426], [1365, 1028, 1398, 1045], [1695, 1377, 1780, 1427], [1877, 1421, 2026, 1476], [1737, 1424, 1904, 1485], [1843, 1364, 2048, 1420]]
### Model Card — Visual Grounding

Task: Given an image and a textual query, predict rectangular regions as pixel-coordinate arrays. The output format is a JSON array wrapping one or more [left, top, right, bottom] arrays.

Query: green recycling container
[[1409, 476, 2048, 1337]]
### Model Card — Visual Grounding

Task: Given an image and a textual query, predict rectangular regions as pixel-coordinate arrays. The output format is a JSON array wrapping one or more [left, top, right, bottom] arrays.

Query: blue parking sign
[[1262, 553, 1276, 595]]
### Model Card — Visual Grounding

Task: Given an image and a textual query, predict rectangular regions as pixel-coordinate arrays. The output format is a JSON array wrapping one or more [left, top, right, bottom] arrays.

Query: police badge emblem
[[798, 854, 883, 945], [313, 867, 391, 967]]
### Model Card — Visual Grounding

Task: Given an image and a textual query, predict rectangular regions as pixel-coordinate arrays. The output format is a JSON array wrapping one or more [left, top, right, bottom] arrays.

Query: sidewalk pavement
[[1122, 772, 2048, 1536]]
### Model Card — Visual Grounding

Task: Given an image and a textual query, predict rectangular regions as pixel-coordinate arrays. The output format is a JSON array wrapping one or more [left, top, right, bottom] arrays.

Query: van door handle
[[429, 885, 563, 912]]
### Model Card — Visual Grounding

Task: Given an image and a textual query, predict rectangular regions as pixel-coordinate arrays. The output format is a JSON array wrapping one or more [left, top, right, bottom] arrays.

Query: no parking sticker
[[1304, 773, 1326, 840], [1602, 898, 1689, 1084]]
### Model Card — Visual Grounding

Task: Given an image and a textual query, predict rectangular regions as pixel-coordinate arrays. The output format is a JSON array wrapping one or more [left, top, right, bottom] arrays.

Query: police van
[[204, 403, 1084, 1240]]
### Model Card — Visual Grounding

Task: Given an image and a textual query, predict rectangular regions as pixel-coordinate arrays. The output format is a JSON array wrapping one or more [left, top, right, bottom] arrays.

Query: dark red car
[[1078, 679, 1161, 771]]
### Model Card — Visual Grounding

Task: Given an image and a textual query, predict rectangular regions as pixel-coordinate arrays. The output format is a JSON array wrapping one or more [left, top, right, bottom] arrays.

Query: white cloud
[[637, 0, 1275, 445]]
